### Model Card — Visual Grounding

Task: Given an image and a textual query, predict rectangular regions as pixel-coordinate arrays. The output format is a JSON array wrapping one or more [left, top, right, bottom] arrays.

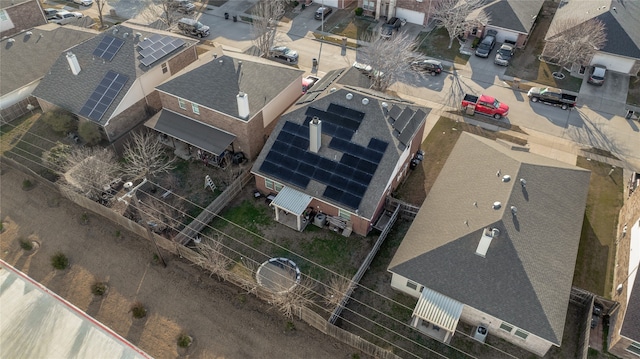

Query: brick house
[[388, 133, 591, 357], [468, 0, 545, 48], [146, 52, 304, 165], [361, 0, 432, 25], [31, 22, 198, 143], [0, 0, 47, 38], [251, 75, 429, 237]]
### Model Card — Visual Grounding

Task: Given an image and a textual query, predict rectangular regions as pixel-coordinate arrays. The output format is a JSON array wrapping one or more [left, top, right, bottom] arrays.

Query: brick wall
[[0, 0, 47, 38], [167, 44, 198, 75], [103, 97, 149, 142]]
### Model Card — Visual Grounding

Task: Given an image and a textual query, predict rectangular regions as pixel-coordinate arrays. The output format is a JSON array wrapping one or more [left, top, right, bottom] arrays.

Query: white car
[[73, 0, 93, 5], [49, 10, 83, 25]]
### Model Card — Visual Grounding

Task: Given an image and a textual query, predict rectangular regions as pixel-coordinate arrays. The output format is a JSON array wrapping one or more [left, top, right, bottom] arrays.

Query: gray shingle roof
[[0, 0, 31, 8], [0, 24, 97, 96], [480, 0, 545, 34], [388, 133, 591, 345], [155, 55, 304, 120], [251, 88, 428, 220], [621, 262, 640, 340], [546, 0, 640, 58], [31, 24, 196, 125]]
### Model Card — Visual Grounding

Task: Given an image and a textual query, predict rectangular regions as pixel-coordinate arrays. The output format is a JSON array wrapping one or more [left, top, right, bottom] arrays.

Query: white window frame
[[514, 329, 529, 340], [500, 322, 514, 333], [362, 0, 375, 11], [338, 208, 351, 221], [265, 178, 284, 191], [161, 62, 168, 74], [627, 342, 640, 355], [178, 98, 186, 110], [274, 181, 284, 191], [406, 280, 418, 290], [192, 103, 200, 115]]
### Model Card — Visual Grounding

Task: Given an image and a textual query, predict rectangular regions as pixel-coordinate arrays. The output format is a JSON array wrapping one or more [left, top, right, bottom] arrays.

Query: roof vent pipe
[[123, 32, 129, 38], [7, 38, 15, 43], [511, 206, 518, 215], [362, 98, 369, 105], [26, 31, 32, 36], [502, 175, 511, 182], [520, 178, 527, 187], [66, 52, 81, 75], [236, 92, 249, 119], [346, 93, 353, 100], [309, 116, 322, 153]]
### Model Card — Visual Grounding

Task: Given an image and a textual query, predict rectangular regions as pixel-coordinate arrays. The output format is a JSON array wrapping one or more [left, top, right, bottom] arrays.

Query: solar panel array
[[259, 105, 388, 210], [93, 36, 125, 62], [388, 105, 427, 149], [137, 35, 186, 67], [79, 71, 128, 122], [296, 69, 345, 105]]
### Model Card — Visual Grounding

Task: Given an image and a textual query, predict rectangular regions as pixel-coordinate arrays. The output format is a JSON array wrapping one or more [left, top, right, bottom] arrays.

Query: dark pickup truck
[[527, 87, 577, 110]]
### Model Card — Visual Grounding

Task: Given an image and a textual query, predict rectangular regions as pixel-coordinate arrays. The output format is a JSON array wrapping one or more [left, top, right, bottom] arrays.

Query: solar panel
[[362, 149, 381, 163], [356, 160, 377, 175], [297, 162, 316, 177], [388, 105, 402, 121], [260, 161, 280, 177], [322, 122, 337, 137], [291, 136, 309, 149], [138, 34, 164, 49], [265, 151, 284, 164], [346, 181, 367, 196], [329, 174, 348, 189], [329, 137, 349, 152], [318, 158, 336, 172], [282, 121, 300, 134], [290, 173, 310, 188], [352, 170, 372, 185], [327, 103, 365, 122], [271, 140, 289, 154], [334, 127, 353, 140], [341, 192, 362, 209], [79, 71, 128, 122], [340, 153, 360, 167], [138, 36, 185, 67], [393, 108, 415, 133], [324, 186, 344, 202], [313, 169, 332, 183], [93, 36, 125, 62], [300, 152, 320, 166], [335, 163, 354, 178], [368, 138, 388, 153]]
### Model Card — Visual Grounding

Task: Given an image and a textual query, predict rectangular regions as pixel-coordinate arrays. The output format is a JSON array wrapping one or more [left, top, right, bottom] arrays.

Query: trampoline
[[256, 257, 301, 294]]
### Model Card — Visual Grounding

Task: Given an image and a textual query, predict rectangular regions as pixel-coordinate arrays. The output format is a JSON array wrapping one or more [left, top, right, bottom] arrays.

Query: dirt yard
[[0, 164, 366, 359]]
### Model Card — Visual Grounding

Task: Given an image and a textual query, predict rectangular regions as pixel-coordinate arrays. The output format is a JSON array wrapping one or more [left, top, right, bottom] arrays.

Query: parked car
[[170, 0, 195, 14], [353, 61, 384, 79], [461, 93, 509, 119], [270, 46, 298, 64], [475, 29, 497, 58], [410, 59, 443, 75], [302, 75, 320, 93], [494, 44, 514, 66], [73, 0, 93, 6], [314, 6, 332, 20], [380, 17, 402, 39], [588, 65, 607, 86], [49, 10, 83, 25], [527, 87, 577, 110], [44, 8, 60, 20], [177, 18, 210, 38]]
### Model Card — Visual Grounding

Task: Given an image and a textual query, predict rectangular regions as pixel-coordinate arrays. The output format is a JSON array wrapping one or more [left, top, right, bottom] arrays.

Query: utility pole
[[118, 178, 167, 267]]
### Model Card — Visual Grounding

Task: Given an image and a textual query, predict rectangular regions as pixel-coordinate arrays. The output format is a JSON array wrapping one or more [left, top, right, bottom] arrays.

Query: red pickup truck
[[461, 94, 510, 119]]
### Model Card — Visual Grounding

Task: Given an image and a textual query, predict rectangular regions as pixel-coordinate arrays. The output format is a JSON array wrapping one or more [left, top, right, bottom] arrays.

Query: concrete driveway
[[578, 70, 630, 116]]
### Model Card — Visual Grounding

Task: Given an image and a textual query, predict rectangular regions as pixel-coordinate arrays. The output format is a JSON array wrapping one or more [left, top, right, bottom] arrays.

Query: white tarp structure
[[0, 260, 152, 359]]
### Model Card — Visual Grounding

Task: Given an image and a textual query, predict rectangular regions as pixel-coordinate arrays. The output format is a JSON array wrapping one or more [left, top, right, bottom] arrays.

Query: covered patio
[[145, 110, 236, 166], [269, 187, 313, 232], [410, 287, 464, 344]]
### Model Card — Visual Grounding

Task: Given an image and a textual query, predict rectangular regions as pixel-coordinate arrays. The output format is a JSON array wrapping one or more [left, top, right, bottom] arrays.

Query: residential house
[[609, 177, 640, 358], [0, 24, 97, 123], [388, 133, 591, 357], [363, 0, 431, 25], [0, 0, 47, 38], [544, 0, 640, 75], [146, 52, 304, 165], [251, 79, 428, 236], [469, 0, 545, 48], [32, 22, 198, 142], [313, 0, 357, 10]]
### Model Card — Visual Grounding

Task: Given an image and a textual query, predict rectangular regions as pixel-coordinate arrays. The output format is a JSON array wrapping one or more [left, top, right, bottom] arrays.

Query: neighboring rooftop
[[155, 54, 304, 120], [389, 132, 591, 345], [474, 0, 545, 33]]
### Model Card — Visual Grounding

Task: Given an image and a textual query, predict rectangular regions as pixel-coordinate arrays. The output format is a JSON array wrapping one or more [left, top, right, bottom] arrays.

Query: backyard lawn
[[414, 28, 470, 65], [573, 157, 624, 297]]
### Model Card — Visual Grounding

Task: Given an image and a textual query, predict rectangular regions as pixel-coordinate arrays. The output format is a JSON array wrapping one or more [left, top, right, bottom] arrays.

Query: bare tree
[[270, 276, 315, 319], [139, 0, 185, 30], [94, 0, 108, 29], [139, 194, 185, 233], [431, 0, 489, 49], [62, 147, 120, 200], [358, 31, 424, 92], [42, 142, 72, 173], [194, 239, 233, 281], [121, 131, 176, 180], [251, 0, 285, 57], [542, 18, 607, 75], [324, 275, 352, 308]]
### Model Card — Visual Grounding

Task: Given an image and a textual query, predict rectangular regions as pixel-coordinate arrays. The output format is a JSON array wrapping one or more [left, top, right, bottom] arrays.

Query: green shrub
[[22, 179, 34, 190], [51, 252, 69, 270], [91, 282, 107, 296], [130, 301, 147, 319], [19, 238, 33, 251], [78, 121, 102, 145], [472, 37, 480, 48], [42, 110, 77, 134], [177, 333, 192, 348], [354, 7, 364, 16]]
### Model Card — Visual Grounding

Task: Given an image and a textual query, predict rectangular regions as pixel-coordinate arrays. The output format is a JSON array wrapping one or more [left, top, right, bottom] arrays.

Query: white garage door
[[485, 27, 518, 44], [590, 53, 635, 74], [395, 8, 425, 25], [321, 0, 339, 8]]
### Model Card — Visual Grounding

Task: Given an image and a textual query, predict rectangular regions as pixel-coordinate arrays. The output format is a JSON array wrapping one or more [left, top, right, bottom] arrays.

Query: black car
[[270, 46, 299, 64], [380, 17, 402, 39], [410, 59, 443, 75], [475, 29, 497, 58], [44, 8, 59, 20]]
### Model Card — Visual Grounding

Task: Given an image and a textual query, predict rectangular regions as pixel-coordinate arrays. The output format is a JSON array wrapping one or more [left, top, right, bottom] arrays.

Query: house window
[[0, 10, 8, 21], [514, 329, 529, 340], [362, 0, 375, 11], [338, 209, 351, 221], [178, 98, 186, 110], [627, 342, 640, 355], [406, 280, 418, 290], [274, 182, 283, 191], [265, 178, 284, 191], [161, 62, 168, 74], [499, 322, 514, 333], [192, 103, 200, 114]]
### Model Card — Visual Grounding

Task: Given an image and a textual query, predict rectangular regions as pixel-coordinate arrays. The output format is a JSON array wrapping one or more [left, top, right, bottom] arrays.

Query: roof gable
[[155, 55, 304, 119], [389, 133, 591, 344], [480, 0, 545, 34], [32, 24, 194, 124]]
